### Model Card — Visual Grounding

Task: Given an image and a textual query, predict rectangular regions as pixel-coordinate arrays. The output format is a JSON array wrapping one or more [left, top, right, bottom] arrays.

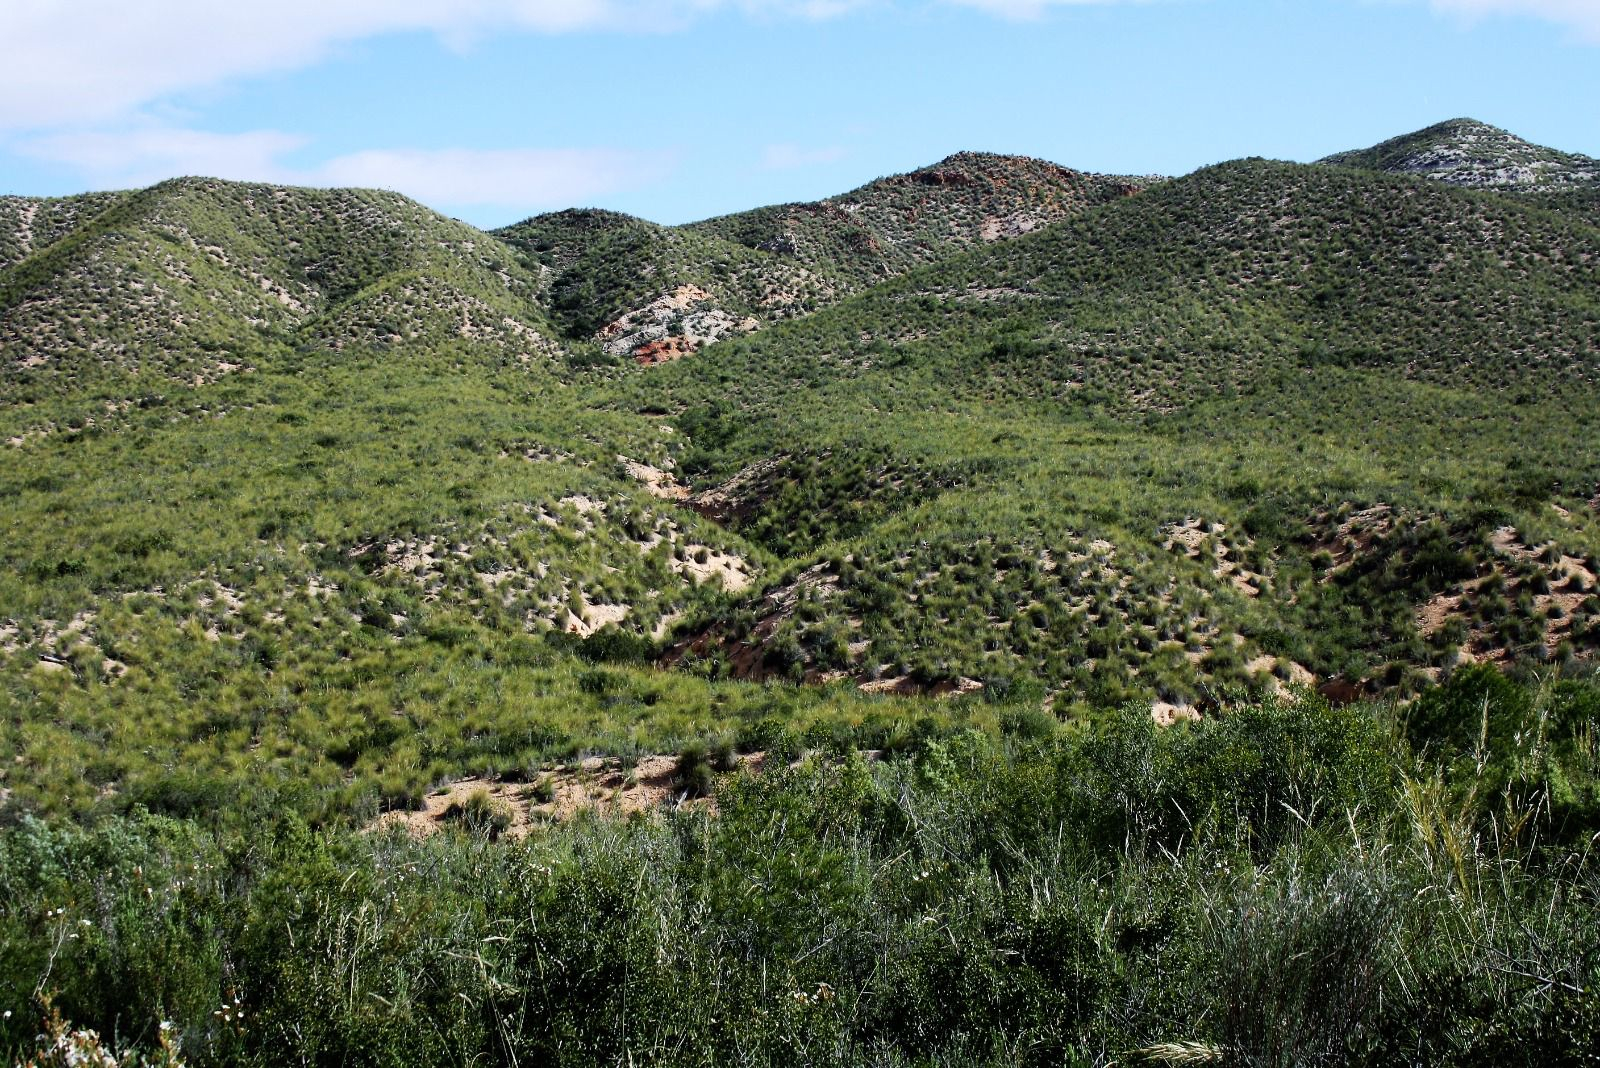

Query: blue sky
[[3, 0, 1597, 228]]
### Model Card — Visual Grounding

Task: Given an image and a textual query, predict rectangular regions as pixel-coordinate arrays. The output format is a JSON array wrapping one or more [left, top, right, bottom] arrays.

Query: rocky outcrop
[[597, 284, 760, 362], [1323, 119, 1600, 190]]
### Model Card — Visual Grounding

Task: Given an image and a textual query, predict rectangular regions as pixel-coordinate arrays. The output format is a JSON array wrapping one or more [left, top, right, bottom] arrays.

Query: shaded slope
[[497, 208, 833, 362]]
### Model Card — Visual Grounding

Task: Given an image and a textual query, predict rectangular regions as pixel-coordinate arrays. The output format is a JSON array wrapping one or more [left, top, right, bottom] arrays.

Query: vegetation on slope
[[607, 159, 1600, 705], [0, 178, 562, 400], [495, 153, 1151, 364], [497, 208, 832, 358], [687, 151, 1149, 287], [0, 191, 125, 273]]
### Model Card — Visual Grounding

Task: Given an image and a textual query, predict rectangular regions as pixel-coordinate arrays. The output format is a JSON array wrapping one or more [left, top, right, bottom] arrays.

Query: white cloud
[[19, 127, 311, 185], [942, 0, 1149, 18], [1425, 0, 1600, 39], [16, 125, 674, 210], [0, 0, 1208, 132], [0, 0, 864, 131], [759, 143, 848, 170]]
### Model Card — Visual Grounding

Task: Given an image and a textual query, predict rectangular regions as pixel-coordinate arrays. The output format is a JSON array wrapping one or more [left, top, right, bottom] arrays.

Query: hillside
[[496, 152, 1150, 364], [0, 180, 809, 820], [497, 208, 835, 362], [613, 159, 1600, 707], [3, 139, 1599, 823], [1323, 117, 1600, 189], [686, 151, 1149, 284], [1548, 182, 1600, 226], [0, 178, 563, 403], [0, 191, 124, 273], [645, 158, 1600, 411]]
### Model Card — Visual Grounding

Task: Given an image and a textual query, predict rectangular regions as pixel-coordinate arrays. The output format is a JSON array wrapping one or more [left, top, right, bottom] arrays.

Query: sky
[[2, 0, 1598, 229]]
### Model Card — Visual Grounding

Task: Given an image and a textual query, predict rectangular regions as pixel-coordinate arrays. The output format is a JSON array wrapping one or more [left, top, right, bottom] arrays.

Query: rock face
[[757, 234, 801, 256], [1322, 118, 1600, 190], [596, 284, 761, 363], [910, 168, 978, 187]]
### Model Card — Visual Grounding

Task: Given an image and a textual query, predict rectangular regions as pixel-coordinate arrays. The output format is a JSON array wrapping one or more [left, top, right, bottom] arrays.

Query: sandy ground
[[371, 753, 766, 840]]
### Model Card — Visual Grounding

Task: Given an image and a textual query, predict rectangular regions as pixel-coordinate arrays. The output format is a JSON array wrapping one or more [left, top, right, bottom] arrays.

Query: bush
[[441, 789, 512, 838], [1405, 663, 1533, 760], [674, 741, 717, 798]]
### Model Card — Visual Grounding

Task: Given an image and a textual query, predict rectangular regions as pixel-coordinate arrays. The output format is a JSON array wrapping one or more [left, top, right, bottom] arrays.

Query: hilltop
[[1322, 117, 1600, 189], [0, 178, 562, 400]]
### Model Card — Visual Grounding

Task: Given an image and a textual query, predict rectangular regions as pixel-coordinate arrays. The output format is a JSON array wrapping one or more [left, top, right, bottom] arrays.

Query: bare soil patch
[[371, 753, 758, 840]]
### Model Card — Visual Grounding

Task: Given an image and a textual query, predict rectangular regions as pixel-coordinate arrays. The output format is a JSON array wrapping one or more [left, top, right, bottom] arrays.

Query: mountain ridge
[[7, 114, 1600, 1068], [0, 176, 563, 398], [494, 150, 1153, 364]]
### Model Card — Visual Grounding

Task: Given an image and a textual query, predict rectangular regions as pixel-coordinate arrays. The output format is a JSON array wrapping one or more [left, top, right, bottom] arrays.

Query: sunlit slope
[[612, 159, 1600, 704]]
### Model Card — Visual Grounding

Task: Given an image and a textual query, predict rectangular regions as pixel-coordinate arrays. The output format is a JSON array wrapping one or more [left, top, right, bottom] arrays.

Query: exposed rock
[[597, 284, 760, 360], [757, 234, 801, 256], [1317, 678, 1367, 707], [686, 456, 788, 524], [911, 168, 978, 188], [1152, 700, 1202, 726], [1323, 118, 1600, 190]]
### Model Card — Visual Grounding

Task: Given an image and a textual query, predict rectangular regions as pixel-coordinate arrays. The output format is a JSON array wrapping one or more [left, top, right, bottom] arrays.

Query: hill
[[0, 190, 124, 273], [0, 180, 799, 820], [686, 151, 1149, 284], [496, 207, 834, 363], [1322, 117, 1600, 189], [2, 128, 1598, 814], [614, 158, 1600, 706], [0, 178, 563, 403], [6, 121, 1600, 1068], [496, 152, 1151, 364]]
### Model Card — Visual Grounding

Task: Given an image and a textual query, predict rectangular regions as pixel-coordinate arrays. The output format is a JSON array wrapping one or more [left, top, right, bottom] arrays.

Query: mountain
[[646, 157, 1600, 415], [496, 207, 834, 363], [686, 151, 1149, 284], [2, 124, 1599, 825], [1322, 117, 1600, 190], [0, 191, 123, 273], [8, 119, 1600, 1068], [495, 152, 1150, 364], [0, 181, 776, 808]]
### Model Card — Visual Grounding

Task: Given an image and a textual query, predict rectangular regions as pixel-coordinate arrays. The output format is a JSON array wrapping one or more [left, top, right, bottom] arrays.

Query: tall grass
[[2, 682, 1597, 1066]]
